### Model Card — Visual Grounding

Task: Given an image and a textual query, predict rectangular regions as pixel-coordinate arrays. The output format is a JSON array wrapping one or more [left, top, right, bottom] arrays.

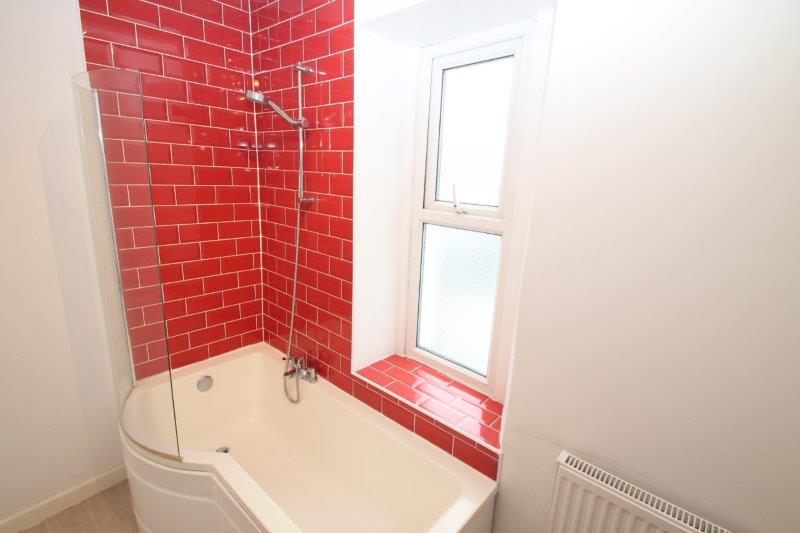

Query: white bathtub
[[121, 343, 497, 532]]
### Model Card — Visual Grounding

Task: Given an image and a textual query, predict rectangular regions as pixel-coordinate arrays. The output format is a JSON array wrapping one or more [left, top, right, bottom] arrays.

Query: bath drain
[[197, 375, 213, 392], [216, 446, 230, 453]]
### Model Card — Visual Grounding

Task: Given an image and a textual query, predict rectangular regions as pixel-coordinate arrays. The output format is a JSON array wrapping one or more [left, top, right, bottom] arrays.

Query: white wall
[[0, 1, 125, 529], [495, 1, 800, 532], [352, 5, 418, 369]]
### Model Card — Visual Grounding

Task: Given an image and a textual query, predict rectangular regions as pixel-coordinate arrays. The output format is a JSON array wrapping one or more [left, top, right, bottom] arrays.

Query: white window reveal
[[406, 26, 536, 399]]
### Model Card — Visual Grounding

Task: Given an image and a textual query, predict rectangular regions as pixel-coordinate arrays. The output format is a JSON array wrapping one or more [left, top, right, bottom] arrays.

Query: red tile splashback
[[79, 0, 263, 380], [358, 355, 503, 451], [79, 0, 500, 478], [253, 0, 354, 404]]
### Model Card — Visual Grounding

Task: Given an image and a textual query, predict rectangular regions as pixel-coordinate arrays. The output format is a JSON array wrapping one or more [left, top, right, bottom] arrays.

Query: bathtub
[[121, 343, 497, 532]]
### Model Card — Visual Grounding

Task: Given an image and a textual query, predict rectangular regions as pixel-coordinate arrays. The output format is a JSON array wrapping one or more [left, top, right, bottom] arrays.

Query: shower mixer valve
[[282, 356, 318, 383]]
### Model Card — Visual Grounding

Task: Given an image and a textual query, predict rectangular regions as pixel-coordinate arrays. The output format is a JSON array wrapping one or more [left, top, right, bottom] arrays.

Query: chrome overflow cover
[[197, 375, 213, 392]]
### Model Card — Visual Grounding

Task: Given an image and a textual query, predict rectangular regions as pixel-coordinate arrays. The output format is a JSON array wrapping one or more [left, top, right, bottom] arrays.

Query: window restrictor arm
[[452, 184, 468, 215]]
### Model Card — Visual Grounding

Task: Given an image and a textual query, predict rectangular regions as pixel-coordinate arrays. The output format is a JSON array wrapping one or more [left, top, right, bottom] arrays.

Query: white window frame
[[422, 40, 518, 220], [404, 21, 538, 400]]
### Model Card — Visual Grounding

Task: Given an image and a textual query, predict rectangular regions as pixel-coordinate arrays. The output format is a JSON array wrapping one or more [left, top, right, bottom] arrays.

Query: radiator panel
[[547, 452, 731, 533]]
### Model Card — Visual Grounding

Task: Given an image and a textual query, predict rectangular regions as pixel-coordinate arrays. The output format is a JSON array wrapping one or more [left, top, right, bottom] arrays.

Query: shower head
[[245, 90, 308, 129], [245, 89, 266, 105]]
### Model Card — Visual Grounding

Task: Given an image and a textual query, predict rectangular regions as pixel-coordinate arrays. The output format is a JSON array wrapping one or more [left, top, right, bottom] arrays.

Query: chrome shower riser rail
[[246, 63, 319, 403]]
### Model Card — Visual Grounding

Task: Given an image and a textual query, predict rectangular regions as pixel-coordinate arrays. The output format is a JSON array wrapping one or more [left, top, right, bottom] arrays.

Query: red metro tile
[[188, 83, 228, 107], [137, 26, 184, 56], [171, 346, 210, 368], [185, 39, 226, 67], [414, 417, 453, 453], [447, 380, 490, 406], [453, 439, 498, 479], [353, 382, 381, 411], [168, 102, 211, 125], [315, 0, 342, 32], [113, 45, 162, 74], [420, 397, 466, 426], [415, 381, 457, 405], [83, 38, 113, 65], [222, 5, 250, 32], [160, 8, 205, 40], [81, 11, 136, 45], [385, 354, 416, 371], [191, 125, 231, 147], [205, 22, 244, 50], [107, 0, 159, 27], [150, 165, 193, 185], [182, 0, 223, 23], [386, 381, 428, 405], [483, 398, 504, 416], [457, 417, 500, 449], [160, 243, 201, 264], [380, 398, 415, 431], [412, 366, 453, 388], [208, 67, 246, 91], [357, 366, 394, 387], [106, 163, 149, 185], [330, 21, 353, 53], [146, 121, 191, 143], [79, 0, 108, 14], [290, 11, 315, 41], [210, 108, 248, 130], [163, 279, 203, 301], [155, 205, 197, 225], [450, 397, 500, 426], [330, 76, 353, 103], [189, 324, 226, 346], [225, 49, 252, 72], [141, 75, 188, 101], [214, 148, 250, 167], [100, 116, 144, 140], [176, 185, 215, 204]]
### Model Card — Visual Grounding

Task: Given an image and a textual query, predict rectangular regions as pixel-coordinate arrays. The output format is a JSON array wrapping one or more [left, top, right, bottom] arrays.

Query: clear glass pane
[[435, 56, 514, 208], [417, 224, 501, 376], [72, 68, 180, 458]]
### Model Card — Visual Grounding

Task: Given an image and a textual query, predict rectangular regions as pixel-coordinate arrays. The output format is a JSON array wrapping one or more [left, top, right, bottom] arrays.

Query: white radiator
[[547, 452, 731, 533]]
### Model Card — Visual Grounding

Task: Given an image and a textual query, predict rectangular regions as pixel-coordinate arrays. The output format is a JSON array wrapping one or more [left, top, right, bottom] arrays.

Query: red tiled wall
[[79, 0, 264, 379], [79, 0, 499, 478], [250, 0, 354, 394]]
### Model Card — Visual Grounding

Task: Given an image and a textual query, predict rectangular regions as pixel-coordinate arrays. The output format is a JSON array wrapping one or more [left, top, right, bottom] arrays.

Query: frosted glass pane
[[417, 224, 501, 376], [435, 56, 514, 207]]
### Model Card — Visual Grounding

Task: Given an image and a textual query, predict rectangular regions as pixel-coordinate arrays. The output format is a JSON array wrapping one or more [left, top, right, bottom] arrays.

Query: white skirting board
[[0, 465, 126, 533]]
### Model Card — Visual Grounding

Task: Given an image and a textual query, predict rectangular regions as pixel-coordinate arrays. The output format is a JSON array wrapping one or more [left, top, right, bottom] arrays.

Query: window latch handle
[[452, 184, 468, 215]]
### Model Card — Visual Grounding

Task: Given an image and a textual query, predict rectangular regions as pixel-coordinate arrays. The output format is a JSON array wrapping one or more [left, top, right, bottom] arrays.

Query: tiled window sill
[[356, 354, 503, 451]]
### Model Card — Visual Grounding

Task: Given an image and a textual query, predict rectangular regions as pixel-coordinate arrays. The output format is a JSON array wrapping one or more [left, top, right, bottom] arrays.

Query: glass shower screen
[[72, 68, 180, 458]]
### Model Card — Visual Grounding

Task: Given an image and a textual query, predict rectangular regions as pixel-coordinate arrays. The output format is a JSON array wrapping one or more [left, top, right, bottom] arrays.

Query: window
[[417, 224, 501, 375], [406, 34, 532, 396], [433, 56, 514, 209]]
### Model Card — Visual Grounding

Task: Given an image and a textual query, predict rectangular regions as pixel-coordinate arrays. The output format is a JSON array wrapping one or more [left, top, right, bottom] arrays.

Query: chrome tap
[[298, 358, 317, 383], [282, 356, 317, 383]]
